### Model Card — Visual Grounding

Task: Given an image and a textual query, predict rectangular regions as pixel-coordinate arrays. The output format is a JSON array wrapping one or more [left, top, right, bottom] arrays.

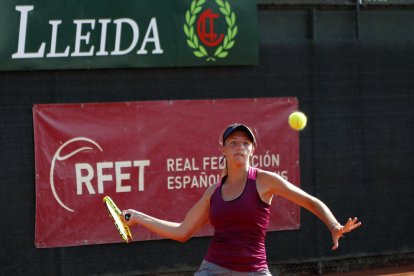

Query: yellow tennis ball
[[288, 111, 307, 131]]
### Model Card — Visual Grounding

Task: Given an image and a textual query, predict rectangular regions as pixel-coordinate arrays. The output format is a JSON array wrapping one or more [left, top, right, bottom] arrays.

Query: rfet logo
[[49, 137, 150, 212], [183, 0, 237, 62]]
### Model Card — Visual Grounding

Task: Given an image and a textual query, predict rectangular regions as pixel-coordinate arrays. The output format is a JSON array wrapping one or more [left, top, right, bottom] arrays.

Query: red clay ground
[[318, 264, 414, 276]]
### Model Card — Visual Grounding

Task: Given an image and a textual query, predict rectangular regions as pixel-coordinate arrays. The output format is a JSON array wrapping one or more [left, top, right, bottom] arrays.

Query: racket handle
[[124, 213, 131, 221]]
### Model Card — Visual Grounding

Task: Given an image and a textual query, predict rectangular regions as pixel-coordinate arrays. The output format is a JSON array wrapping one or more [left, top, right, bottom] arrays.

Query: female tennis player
[[121, 123, 361, 275]]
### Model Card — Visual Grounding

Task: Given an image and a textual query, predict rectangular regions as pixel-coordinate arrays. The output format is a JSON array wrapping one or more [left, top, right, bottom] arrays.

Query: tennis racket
[[103, 196, 132, 243]]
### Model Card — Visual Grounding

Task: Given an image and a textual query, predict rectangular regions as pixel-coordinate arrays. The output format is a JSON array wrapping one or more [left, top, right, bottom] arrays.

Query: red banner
[[33, 98, 300, 248]]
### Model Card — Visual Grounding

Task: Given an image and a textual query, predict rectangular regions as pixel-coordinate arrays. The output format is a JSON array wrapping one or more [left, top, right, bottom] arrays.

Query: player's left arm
[[257, 169, 361, 250]]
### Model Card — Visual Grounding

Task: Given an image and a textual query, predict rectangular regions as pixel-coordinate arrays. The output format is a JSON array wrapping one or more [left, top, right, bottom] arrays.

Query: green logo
[[184, 0, 238, 62]]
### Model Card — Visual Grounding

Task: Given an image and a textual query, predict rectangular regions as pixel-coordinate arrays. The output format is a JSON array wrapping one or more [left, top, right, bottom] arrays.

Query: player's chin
[[230, 157, 248, 166]]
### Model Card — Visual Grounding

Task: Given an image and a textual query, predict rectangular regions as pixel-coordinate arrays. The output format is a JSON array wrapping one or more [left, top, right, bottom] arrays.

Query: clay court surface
[[312, 264, 414, 276]]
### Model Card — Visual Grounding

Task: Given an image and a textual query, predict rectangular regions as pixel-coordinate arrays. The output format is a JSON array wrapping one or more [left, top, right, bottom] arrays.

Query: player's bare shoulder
[[256, 168, 284, 194], [196, 182, 218, 206], [205, 183, 218, 198], [256, 168, 274, 184]]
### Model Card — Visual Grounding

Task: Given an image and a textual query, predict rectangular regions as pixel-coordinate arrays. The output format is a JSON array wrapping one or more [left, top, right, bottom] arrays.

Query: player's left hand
[[331, 217, 362, 250]]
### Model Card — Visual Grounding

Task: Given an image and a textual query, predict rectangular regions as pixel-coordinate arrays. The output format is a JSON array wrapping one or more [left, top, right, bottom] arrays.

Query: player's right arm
[[121, 184, 216, 242]]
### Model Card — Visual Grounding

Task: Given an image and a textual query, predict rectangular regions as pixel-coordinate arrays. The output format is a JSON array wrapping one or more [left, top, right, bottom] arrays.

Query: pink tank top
[[205, 167, 271, 272]]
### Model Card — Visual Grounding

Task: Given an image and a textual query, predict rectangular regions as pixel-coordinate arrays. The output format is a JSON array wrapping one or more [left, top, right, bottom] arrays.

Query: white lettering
[[75, 160, 150, 194], [251, 153, 280, 168], [133, 160, 150, 191], [76, 163, 96, 195], [167, 173, 220, 190], [111, 18, 139, 56], [12, 6, 46, 59], [47, 20, 70, 57], [137, 18, 163, 54], [166, 158, 199, 172], [96, 19, 111, 56], [72, 19, 95, 57], [11, 6, 164, 60], [115, 161, 132, 193], [167, 159, 174, 172], [202, 156, 223, 170], [97, 162, 113, 194]]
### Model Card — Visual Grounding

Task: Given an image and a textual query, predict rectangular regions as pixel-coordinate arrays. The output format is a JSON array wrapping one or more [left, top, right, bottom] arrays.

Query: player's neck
[[225, 164, 249, 186]]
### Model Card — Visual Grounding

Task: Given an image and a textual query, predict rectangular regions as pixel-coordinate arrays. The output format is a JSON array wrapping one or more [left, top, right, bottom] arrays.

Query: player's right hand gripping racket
[[103, 196, 132, 243]]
